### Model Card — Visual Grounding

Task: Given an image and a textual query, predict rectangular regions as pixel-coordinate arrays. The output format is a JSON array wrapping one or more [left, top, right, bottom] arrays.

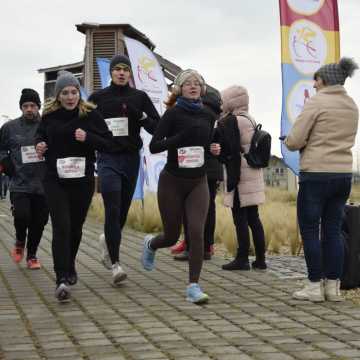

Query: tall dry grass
[[88, 184, 360, 257], [89, 187, 300, 256]]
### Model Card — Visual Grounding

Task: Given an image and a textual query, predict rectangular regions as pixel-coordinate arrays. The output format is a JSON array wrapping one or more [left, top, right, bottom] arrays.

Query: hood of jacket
[[221, 85, 249, 115]]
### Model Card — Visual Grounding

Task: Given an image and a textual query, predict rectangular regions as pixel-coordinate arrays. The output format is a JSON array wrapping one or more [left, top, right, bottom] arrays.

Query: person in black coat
[[88, 54, 160, 286], [36, 71, 113, 302], [173, 88, 223, 261]]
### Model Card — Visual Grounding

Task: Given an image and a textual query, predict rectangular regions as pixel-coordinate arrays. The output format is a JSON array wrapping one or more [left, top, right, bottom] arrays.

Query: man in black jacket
[[0, 89, 49, 269], [89, 54, 160, 285]]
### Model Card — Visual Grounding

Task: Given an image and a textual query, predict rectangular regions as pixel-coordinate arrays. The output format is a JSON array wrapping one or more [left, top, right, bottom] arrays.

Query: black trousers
[[10, 192, 49, 258], [101, 174, 137, 264], [232, 189, 265, 261], [184, 178, 218, 251], [43, 178, 94, 283], [151, 170, 209, 283]]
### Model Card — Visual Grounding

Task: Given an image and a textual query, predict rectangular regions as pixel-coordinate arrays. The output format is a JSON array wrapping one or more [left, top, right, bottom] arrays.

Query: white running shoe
[[99, 233, 112, 270], [112, 262, 127, 285]]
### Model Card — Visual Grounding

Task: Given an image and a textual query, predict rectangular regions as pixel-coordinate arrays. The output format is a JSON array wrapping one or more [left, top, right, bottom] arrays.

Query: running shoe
[[55, 282, 71, 303], [26, 257, 41, 270], [186, 283, 209, 304], [141, 235, 155, 271], [170, 239, 186, 254], [99, 233, 112, 270], [112, 262, 127, 285], [11, 246, 24, 263]]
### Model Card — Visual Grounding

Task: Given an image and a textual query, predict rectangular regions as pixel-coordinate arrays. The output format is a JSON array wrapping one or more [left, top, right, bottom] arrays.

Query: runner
[[35, 71, 112, 302], [141, 69, 215, 304], [88, 54, 160, 286], [0, 89, 49, 269], [174, 88, 223, 261]]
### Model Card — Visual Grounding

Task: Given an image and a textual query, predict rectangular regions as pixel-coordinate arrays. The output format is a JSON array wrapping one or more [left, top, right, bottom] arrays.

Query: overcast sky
[[0, 0, 359, 156]]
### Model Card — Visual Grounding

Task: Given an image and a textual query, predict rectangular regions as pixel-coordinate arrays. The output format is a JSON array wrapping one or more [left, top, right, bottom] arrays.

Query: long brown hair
[[164, 91, 178, 109]]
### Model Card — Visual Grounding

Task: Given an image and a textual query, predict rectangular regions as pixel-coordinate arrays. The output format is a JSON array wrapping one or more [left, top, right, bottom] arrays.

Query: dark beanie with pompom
[[314, 57, 359, 86]]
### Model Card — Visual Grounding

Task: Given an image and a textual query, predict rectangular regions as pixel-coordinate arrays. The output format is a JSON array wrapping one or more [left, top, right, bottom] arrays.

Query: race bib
[[105, 117, 128, 137], [21, 146, 43, 164], [56, 157, 86, 178], [177, 146, 204, 168]]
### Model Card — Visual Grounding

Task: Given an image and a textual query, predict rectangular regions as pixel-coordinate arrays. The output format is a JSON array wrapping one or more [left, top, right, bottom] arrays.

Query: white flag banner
[[124, 36, 168, 192]]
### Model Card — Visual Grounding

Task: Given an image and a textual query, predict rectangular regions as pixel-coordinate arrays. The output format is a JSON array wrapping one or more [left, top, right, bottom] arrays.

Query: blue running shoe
[[186, 284, 209, 304], [142, 235, 155, 271]]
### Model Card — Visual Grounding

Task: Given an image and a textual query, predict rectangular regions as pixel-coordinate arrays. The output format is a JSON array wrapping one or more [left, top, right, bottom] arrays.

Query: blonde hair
[[42, 97, 96, 118]]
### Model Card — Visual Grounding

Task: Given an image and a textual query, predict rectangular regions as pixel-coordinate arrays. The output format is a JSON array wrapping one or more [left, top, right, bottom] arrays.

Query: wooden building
[[38, 23, 215, 99]]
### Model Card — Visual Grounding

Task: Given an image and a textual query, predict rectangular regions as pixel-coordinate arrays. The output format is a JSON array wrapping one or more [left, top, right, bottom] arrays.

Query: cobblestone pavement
[[1, 200, 360, 360]]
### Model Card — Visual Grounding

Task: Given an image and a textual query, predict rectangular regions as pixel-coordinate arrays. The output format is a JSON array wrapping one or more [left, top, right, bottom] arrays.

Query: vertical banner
[[124, 36, 168, 193], [279, 0, 340, 174], [96, 58, 111, 89]]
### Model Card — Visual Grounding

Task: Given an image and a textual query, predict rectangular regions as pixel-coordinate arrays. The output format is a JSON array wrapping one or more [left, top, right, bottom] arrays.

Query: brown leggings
[[151, 170, 209, 283]]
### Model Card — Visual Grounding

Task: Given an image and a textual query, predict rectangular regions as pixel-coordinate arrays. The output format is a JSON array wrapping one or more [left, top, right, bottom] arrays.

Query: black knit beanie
[[19, 88, 41, 109], [109, 54, 131, 74]]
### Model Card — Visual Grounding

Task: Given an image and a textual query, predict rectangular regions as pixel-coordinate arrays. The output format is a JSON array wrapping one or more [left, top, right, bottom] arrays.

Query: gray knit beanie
[[54, 70, 80, 98], [173, 69, 206, 96], [109, 54, 131, 73], [314, 57, 359, 86]]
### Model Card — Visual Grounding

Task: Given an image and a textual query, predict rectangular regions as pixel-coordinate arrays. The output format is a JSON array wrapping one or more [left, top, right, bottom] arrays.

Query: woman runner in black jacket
[[35, 71, 112, 302], [141, 69, 215, 304]]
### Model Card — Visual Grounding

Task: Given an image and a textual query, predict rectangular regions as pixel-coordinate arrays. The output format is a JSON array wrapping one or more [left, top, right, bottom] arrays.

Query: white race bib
[[105, 117, 128, 137], [177, 146, 204, 168], [56, 157, 86, 178], [21, 146, 43, 164]]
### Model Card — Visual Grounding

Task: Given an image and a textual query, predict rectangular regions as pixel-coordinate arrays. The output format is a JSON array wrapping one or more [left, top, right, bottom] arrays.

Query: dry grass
[[88, 184, 360, 305], [89, 183, 360, 257], [89, 187, 301, 255]]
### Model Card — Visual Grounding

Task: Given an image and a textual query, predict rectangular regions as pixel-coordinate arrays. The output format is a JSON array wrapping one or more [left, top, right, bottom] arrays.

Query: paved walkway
[[1, 200, 360, 360]]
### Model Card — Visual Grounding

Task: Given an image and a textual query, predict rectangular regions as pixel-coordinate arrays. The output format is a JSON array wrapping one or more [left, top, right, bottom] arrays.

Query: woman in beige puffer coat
[[220, 85, 267, 271]]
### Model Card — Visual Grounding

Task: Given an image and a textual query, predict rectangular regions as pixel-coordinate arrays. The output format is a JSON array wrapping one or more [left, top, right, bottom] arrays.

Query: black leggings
[[10, 192, 49, 258], [232, 189, 265, 261], [101, 174, 137, 264], [43, 178, 94, 283], [151, 170, 209, 283]]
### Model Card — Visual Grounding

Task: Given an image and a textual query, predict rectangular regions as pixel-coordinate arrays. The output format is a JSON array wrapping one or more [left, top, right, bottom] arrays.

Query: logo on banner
[[287, 0, 325, 15], [287, 80, 316, 124], [137, 56, 161, 89], [289, 20, 327, 75]]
